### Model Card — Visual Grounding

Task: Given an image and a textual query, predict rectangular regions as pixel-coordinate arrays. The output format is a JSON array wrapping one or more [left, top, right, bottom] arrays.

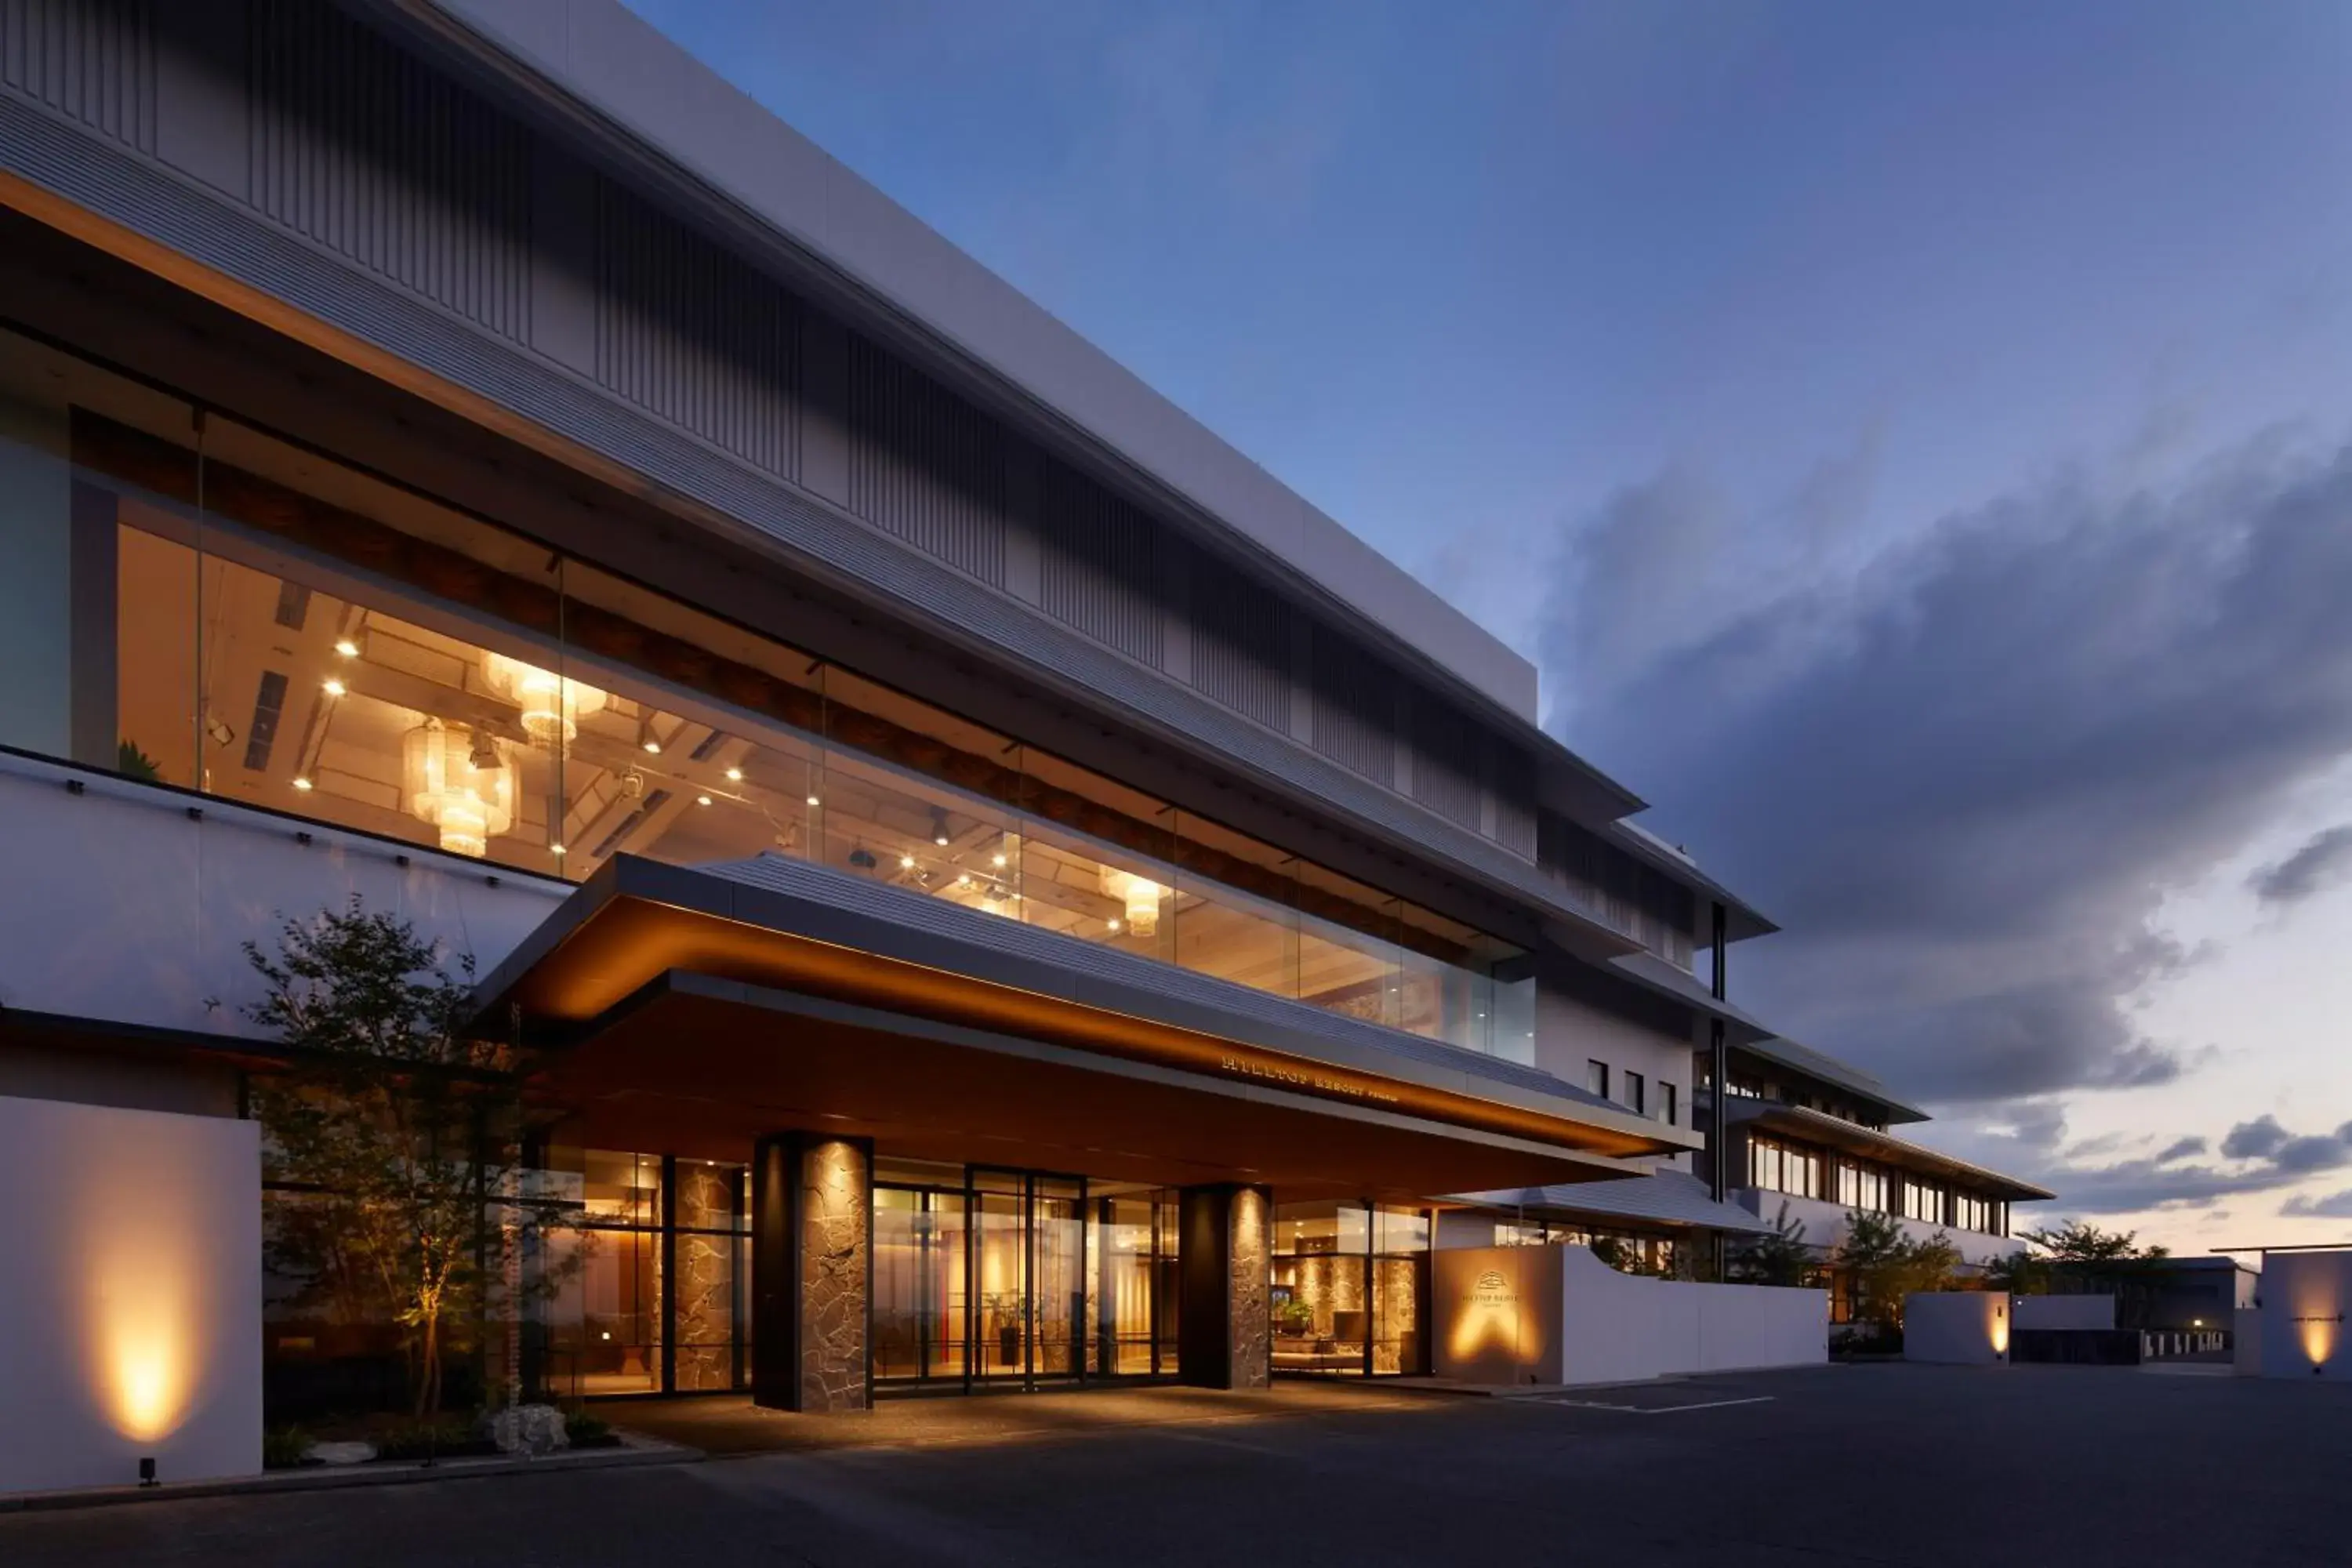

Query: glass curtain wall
[[1269, 1202, 1431, 1377], [873, 1165, 1178, 1390], [0, 324, 1538, 1061], [530, 1148, 751, 1399]]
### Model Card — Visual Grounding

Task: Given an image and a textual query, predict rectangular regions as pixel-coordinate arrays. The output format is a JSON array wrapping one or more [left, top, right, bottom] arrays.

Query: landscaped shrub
[[263, 1426, 314, 1469], [564, 1410, 616, 1448]]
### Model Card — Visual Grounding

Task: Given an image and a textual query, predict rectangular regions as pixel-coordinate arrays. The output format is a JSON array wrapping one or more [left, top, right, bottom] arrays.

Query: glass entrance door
[[873, 1166, 1178, 1391]]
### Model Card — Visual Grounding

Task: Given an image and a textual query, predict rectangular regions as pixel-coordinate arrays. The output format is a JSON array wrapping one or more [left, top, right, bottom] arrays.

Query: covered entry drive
[[475, 854, 1693, 1408]]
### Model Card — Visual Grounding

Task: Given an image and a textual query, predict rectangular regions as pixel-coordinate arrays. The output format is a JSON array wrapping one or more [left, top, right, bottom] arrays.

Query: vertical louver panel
[[249, 0, 528, 341], [1488, 738, 1537, 857], [1308, 626, 1396, 787], [594, 179, 797, 477], [844, 332, 1006, 585], [1188, 549, 1294, 731], [1409, 689, 1483, 830], [1036, 461, 1164, 668], [0, 0, 155, 153]]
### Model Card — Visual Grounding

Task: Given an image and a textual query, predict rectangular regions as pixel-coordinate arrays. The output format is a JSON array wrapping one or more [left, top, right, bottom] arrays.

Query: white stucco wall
[[0, 753, 567, 1040], [1532, 966, 1690, 1165], [0, 1095, 262, 1494], [1433, 1243, 1825, 1387], [1904, 1292, 2009, 1364], [2256, 1251, 2352, 1381]]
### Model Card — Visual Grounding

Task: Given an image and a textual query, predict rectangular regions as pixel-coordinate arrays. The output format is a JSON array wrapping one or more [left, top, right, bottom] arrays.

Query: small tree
[[1981, 1248, 2049, 1295], [244, 899, 571, 1416], [1731, 1202, 1813, 1287], [2023, 1221, 2166, 1262]]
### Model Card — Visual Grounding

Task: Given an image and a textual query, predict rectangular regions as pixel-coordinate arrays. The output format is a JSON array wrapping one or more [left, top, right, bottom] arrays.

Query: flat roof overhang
[[1735, 1103, 2056, 1203], [472, 855, 1695, 1199]]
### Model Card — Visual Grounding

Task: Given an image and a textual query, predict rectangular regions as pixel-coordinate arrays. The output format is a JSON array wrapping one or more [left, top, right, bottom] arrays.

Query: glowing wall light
[[480, 652, 608, 742], [1990, 1299, 2009, 1357], [82, 1176, 206, 1445]]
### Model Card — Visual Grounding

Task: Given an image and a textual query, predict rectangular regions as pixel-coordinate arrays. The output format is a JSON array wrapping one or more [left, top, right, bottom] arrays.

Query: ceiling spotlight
[[637, 713, 662, 754], [695, 794, 713, 807], [1107, 919, 1121, 932], [725, 766, 743, 782], [333, 639, 359, 658], [321, 678, 346, 697], [898, 854, 916, 870], [292, 777, 314, 792], [993, 854, 1007, 868], [807, 794, 822, 808], [550, 843, 567, 858]]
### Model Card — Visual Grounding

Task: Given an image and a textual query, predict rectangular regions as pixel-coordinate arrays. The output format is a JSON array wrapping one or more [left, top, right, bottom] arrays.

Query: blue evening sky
[[626, 1, 2352, 1245]]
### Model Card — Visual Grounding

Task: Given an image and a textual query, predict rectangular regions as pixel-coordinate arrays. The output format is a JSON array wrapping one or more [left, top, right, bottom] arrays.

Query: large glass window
[[7, 325, 1541, 1062], [1270, 1202, 1430, 1377]]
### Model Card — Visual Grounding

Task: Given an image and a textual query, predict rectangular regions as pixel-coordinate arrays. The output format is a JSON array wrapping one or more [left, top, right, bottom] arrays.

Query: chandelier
[[1098, 866, 1165, 935], [403, 718, 515, 858], [480, 652, 608, 743]]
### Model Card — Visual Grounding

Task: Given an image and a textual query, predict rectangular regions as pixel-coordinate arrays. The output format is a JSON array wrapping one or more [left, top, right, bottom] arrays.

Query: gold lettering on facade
[[1215, 1054, 1400, 1106]]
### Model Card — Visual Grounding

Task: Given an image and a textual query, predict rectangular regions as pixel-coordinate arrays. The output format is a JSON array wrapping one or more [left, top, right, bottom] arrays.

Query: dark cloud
[[2250, 825, 2352, 906], [1542, 430, 2352, 1102], [2223, 1116, 2290, 1160], [1929, 1109, 2352, 1217], [2281, 1188, 2352, 1219]]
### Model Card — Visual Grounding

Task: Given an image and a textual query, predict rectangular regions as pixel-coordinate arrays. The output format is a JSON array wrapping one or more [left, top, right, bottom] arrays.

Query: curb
[[0, 1436, 701, 1514]]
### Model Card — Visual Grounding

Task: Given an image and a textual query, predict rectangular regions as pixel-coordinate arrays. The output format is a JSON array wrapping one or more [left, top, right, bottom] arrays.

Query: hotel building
[[0, 0, 2042, 1483]]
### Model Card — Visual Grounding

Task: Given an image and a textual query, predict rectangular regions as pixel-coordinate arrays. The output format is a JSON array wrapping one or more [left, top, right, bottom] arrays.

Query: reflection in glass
[[873, 1185, 967, 1381]]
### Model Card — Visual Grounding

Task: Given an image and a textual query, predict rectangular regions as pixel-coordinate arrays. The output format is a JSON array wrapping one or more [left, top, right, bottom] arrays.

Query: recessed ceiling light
[[333, 639, 359, 658], [292, 777, 314, 792], [807, 795, 821, 807], [993, 854, 1007, 868], [643, 740, 661, 754], [321, 679, 346, 697], [1106, 919, 1121, 932], [550, 843, 567, 857], [695, 794, 713, 807], [898, 855, 916, 869], [725, 767, 743, 782]]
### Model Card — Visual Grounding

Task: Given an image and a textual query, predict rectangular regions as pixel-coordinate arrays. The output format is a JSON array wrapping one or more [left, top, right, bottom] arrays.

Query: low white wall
[[2014, 1294, 2114, 1331], [2256, 1251, 2352, 1381], [1432, 1244, 1825, 1386], [0, 1095, 262, 1494], [1904, 1292, 2009, 1364]]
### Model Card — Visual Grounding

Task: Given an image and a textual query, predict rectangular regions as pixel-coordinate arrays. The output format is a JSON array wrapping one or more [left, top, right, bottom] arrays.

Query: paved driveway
[[3, 1365, 2346, 1566]]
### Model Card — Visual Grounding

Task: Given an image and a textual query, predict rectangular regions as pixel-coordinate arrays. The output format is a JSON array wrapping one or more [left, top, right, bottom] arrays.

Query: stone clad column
[[752, 1133, 873, 1412], [1177, 1183, 1272, 1390]]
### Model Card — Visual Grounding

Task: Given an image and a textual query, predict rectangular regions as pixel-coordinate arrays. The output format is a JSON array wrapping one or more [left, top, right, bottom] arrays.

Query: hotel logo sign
[[1216, 1052, 1400, 1107], [1471, 1269, 1516, 1310]]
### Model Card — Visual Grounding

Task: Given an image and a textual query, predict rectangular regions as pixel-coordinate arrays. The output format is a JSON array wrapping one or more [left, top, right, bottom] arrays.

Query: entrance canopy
[[471, 855, 1693, 1201]]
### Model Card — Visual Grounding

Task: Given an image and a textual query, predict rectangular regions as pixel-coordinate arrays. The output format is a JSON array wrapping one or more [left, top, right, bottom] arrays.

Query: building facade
[[1704, 1036, 2053, 1316], [0, 0, 2038, 1486]]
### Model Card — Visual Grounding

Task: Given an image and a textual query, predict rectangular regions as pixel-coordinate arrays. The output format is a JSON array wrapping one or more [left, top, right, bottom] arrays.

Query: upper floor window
[[1747, 1135, 1820, 1200], [1900, 1180, 1945, 1225], [0, 325, 1551, 1060], [1624, 1071, 1646, 1116], [1660, 1083, 1678, 1127], [1587, 1061, 1610, 1099]]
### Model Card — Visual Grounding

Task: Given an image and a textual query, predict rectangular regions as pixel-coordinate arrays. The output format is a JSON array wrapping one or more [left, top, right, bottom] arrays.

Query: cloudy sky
[[627, 0, 2352, 1250]]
